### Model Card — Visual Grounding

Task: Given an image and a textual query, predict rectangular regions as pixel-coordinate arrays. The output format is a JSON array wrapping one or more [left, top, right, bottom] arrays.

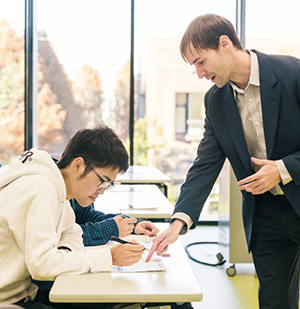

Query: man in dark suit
[[146, 14, 300, 309]]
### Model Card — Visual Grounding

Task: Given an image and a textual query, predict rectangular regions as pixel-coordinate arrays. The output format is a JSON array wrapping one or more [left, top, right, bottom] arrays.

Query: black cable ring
[[185, 241, 226, 267]]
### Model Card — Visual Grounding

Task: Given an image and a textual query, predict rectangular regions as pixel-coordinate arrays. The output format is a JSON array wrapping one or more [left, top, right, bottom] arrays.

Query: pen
[[119, 213, 127, 219], [110, 236, 149, 251], [119, 213, 135, 225]]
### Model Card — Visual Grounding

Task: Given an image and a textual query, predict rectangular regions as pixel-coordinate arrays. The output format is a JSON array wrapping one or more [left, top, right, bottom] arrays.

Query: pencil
[[110, 236, 149, 251]]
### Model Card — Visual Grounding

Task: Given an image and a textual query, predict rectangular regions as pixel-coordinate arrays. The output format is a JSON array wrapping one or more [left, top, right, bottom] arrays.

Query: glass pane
[[176, 93, 187, 105], [187, 93, 205, 139], [188, 93, 204, 120], [135, 0, 236, 219], [0, 0, 25, 165], [175, 106, 186, 134], [246, 0, 300, 57], [37, 0, 131, 158]]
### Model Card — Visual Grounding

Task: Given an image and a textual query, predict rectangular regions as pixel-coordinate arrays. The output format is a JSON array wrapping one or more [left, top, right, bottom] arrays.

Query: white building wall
[[140, 37, 211, 143]]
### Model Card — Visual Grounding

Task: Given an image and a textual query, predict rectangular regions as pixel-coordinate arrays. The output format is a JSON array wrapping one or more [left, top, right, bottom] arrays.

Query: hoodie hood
[[0, 149, 66, 202]]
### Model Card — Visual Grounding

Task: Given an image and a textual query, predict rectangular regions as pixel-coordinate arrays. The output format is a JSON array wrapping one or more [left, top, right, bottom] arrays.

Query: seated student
[[0, 125, 145, 309]]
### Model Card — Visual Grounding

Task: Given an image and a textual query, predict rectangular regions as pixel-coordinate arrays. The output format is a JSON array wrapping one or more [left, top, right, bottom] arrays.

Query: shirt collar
[[230, 50, 260, 95]]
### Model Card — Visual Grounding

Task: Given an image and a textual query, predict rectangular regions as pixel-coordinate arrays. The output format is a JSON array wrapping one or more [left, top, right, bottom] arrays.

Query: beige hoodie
[[0, 149, 112, 304]]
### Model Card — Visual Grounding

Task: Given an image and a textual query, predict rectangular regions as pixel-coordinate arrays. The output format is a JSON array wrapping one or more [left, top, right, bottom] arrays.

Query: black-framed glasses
[[86, 163, 115, 191]]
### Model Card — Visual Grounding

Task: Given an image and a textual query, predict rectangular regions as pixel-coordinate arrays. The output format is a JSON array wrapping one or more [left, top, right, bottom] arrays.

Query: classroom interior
[[1, 1, 300, 308]]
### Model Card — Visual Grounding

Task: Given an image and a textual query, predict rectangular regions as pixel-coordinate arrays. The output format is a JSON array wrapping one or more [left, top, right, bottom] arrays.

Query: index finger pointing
[[145, 242, 158, 263]]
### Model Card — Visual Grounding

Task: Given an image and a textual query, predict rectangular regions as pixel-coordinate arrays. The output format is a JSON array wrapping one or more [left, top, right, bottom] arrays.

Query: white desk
[[49, 224, 203, 305], [94, 185, 174, 220], [116, 166, 171, 197]]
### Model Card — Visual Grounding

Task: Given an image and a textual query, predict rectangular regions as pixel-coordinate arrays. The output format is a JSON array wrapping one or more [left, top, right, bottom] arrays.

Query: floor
[[179, 225, 259, 309]]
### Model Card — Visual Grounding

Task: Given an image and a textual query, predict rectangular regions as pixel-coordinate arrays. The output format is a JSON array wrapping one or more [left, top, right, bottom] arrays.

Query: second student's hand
[[110, 239, 144, 266], [114, 214, 137, 237], [134, 221, 160, 236]]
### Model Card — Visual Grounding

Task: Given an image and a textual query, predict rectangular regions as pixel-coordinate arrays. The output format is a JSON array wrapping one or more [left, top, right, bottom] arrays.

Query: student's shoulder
[[22, 174, 61, 200], [27, 173, 56, 187]]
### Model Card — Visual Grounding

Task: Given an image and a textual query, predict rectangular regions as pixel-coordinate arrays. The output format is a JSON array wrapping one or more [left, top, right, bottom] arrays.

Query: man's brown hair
[[180, 14, 243, 62]]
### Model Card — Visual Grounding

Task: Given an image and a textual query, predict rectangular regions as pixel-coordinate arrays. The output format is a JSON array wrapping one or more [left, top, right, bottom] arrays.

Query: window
[[4, 0, 242, 221], [175, 93, 187, 135], [135, 0, 235, 219], [36, 0, 131, 158], [175, 93, 205, 142], [245, 0, 300, 57]]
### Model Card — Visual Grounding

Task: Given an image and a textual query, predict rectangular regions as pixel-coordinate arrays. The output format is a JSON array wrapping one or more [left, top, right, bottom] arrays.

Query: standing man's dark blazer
[[174, 50, 300, 248]]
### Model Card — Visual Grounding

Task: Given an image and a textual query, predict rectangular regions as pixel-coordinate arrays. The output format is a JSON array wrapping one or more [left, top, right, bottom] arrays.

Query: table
[[49, 224, 203, 306], [94, 185, 174, 220], [116, 166, 171, 197]]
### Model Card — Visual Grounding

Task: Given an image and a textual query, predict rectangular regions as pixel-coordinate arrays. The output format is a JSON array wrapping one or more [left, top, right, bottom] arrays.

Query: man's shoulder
[[252, 49, 300, 86], [253, 49, 300, 68]]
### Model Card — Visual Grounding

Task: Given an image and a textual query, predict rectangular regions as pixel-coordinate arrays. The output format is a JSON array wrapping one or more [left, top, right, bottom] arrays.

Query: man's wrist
[[170, 219, 185, 234], [275, 159, 293, 185]]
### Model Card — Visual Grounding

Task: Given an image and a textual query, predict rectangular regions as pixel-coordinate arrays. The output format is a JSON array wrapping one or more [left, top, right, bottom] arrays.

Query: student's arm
[[71, 199, 117, 222], [71, 200, 120, 246], [71, 200, 145, 246]]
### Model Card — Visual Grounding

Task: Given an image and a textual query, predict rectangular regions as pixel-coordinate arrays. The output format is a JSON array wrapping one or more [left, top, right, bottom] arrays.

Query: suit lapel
[[221, 86, 252, 172], [260, 82, 280, 158], [255, 50, 280, 158], [217, 51, 280, 172]]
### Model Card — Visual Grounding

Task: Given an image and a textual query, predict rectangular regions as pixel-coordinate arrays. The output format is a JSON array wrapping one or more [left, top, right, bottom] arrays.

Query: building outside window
[[175, 93, 205, 142]]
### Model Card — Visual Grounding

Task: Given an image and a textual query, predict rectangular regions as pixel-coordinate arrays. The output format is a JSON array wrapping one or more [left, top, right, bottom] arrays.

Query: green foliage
[[125, 116, 164, 166], [132, 117, 151, 165]]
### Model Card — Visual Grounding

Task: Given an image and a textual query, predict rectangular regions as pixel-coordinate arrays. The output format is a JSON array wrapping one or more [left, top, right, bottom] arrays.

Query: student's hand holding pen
[[113, 214, 137, 237], [110, 240, 144, 266]]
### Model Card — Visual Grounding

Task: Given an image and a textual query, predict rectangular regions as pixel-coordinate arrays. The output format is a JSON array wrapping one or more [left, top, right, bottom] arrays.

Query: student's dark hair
[[57, 125, 129, 175], [180, 14, 243, 62]]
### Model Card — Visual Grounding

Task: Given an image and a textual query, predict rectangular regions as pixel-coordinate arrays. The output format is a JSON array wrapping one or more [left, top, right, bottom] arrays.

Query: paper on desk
[[123, 235, 154, 243], [112, 235, 160, 261], [112, 261, 166, 273], [88, 235, 166, 272]]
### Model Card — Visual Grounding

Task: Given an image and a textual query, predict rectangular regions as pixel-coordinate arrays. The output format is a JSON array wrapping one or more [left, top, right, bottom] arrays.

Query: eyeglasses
[[86, 163, 115, 191]]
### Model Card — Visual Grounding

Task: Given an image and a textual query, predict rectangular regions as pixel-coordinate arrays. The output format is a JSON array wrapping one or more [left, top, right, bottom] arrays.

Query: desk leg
[[157, 183, 168, 197], [163, 184, 168, 197]]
